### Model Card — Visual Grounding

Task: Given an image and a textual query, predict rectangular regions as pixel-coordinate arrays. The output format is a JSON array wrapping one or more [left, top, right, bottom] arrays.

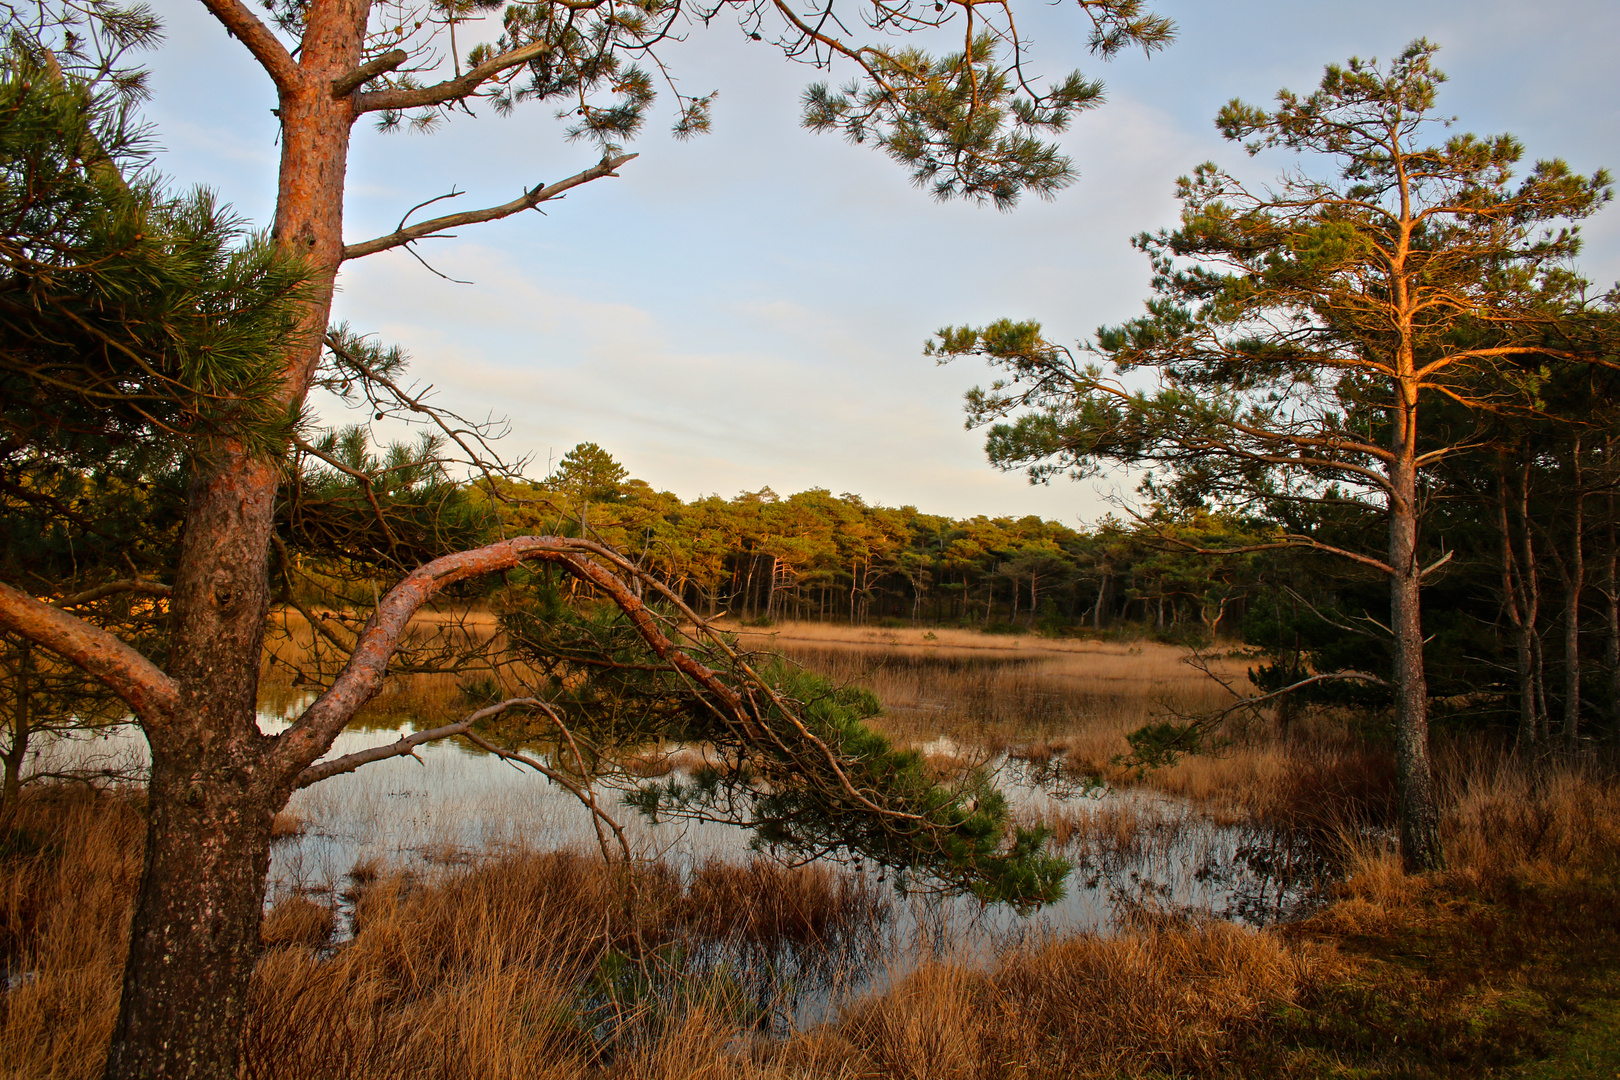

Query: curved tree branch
[[1146, 529, 1397, 578], [197, 0, 301, 95], [0, 578, 179, 725], [273, 535, 728, 777], [273, 534, 923, 824]]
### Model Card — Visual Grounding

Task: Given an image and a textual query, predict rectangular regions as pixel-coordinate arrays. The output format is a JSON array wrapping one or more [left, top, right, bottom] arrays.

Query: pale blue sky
[[148, 0, 1619, 523]]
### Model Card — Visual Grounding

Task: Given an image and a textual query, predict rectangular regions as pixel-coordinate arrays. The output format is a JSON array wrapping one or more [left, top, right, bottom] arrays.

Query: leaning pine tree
[[932, 40, 1613, 871], [0, 0, 1179, 1072]]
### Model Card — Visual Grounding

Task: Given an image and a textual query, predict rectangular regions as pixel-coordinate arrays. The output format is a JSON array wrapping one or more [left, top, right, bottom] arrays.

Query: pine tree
[[933, 40, 1613, 871], [0, 0, 1175, 1069]]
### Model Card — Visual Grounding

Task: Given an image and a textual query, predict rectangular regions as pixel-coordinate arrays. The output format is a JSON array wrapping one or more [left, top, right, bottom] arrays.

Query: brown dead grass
[[738, 620, 1247, 755], [6, 753, 1620, 1079], [839, 919, 1335, 1080], [0, 788, 141, 1080], [269, 810, 305, 840], [260, 895, 336, 951], [14, 613, 1619, 1078]]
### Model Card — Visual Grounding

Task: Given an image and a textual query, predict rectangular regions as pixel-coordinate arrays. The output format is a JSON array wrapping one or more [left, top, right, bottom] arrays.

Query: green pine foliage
[[0, 49, 311, 458]]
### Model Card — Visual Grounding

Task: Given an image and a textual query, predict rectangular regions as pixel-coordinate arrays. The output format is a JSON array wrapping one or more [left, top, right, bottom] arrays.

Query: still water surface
[[44, 705, 1333, 1027]]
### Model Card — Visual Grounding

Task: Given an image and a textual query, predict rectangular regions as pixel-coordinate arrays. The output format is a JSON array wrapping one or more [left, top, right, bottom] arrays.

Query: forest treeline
[[486, 444, 1247, 633], [276, 432, 1620, 744]]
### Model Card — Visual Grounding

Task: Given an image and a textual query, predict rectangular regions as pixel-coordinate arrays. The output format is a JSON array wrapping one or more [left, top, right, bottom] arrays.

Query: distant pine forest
[[271, 436, 1614, 739]]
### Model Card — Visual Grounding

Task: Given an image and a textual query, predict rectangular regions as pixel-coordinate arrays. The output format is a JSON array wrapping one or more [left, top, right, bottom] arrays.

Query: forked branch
[[274, 534, 922, 827]]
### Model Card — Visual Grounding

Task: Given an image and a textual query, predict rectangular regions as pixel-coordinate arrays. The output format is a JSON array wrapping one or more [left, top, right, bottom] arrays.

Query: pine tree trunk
[[1563, 495, 1585, 750], [741, 552, 757, 619], [0, 639, 29, 830], [1512, 462, 1551, 743], [105, 7, 361, 1070], [1606, 496, 1620, 737], [1562, 443, 1585, 750], [1388, 420, 1443, 872], [1499, 475, 1538, 748], [105, 452, 292, 1079], [104, 755, 283, 1079]]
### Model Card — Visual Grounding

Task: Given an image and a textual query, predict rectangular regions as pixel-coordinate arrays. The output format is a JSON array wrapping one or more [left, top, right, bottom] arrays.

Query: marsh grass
[[11, 616, 1620, 1077], [839, 917, 1335, 1080], [743, 622, 1242, 754], [0, 788, 140, 1080], [7, 757, 1620, 1077]]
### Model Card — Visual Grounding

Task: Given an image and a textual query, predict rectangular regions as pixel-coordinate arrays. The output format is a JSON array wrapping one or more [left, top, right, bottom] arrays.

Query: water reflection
[[37, 710, 1337, 1029]]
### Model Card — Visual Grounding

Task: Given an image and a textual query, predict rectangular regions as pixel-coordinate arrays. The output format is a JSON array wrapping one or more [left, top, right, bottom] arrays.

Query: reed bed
[[10, 615, 1620, 1077], [745, 621, 1394, 837], [742, 621, 1245, 755], [6, 757, 1620, 1078]]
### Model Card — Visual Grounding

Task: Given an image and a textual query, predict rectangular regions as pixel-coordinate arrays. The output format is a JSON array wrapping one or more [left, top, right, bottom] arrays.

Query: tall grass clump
[[840, 918, 1333, 1079], [0, 788, 143, 1080], [241, 848, 895, 1079]]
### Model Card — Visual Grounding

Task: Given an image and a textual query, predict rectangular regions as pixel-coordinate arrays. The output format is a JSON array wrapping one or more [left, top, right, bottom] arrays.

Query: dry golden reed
[[10, 615, 1620, 1079], [0, 788, 141, 1080], [7, 760, 1620, 1079]]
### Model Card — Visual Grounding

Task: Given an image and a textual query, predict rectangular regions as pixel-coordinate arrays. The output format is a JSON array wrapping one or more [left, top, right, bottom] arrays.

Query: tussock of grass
[[260, 895, 335, 951], [269, 809, 305, 840], [842, 920, 1332, 1079]]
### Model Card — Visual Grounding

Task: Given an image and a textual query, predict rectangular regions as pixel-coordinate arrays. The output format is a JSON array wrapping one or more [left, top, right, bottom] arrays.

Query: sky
[[145, 0, 1620, 525]]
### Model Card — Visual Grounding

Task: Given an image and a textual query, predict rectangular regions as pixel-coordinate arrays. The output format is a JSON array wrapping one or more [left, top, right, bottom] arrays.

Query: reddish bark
[[4, 2, 644, 1075], [0, 580, 178, 723]]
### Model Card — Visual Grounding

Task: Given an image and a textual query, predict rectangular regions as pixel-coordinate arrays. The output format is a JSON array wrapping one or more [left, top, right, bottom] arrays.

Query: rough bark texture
[[103, 759, 281, 1079], [104, 452, 290, 1079], [1387, 449, 1444, 873], [101, 1, 363, 1071]]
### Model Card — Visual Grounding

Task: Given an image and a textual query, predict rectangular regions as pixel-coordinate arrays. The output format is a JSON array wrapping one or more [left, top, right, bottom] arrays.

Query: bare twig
[[342, 153, 637, 260], [294, 698, 540, 787]]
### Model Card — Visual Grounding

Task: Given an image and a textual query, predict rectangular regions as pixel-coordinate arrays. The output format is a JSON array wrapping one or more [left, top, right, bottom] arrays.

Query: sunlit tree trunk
[[1389, 386, 1443, 872], [104, 4, 359, 1069]]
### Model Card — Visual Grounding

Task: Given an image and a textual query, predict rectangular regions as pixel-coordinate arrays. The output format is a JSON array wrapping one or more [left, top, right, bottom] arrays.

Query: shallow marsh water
[[36, 693, 1333, 1028]]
